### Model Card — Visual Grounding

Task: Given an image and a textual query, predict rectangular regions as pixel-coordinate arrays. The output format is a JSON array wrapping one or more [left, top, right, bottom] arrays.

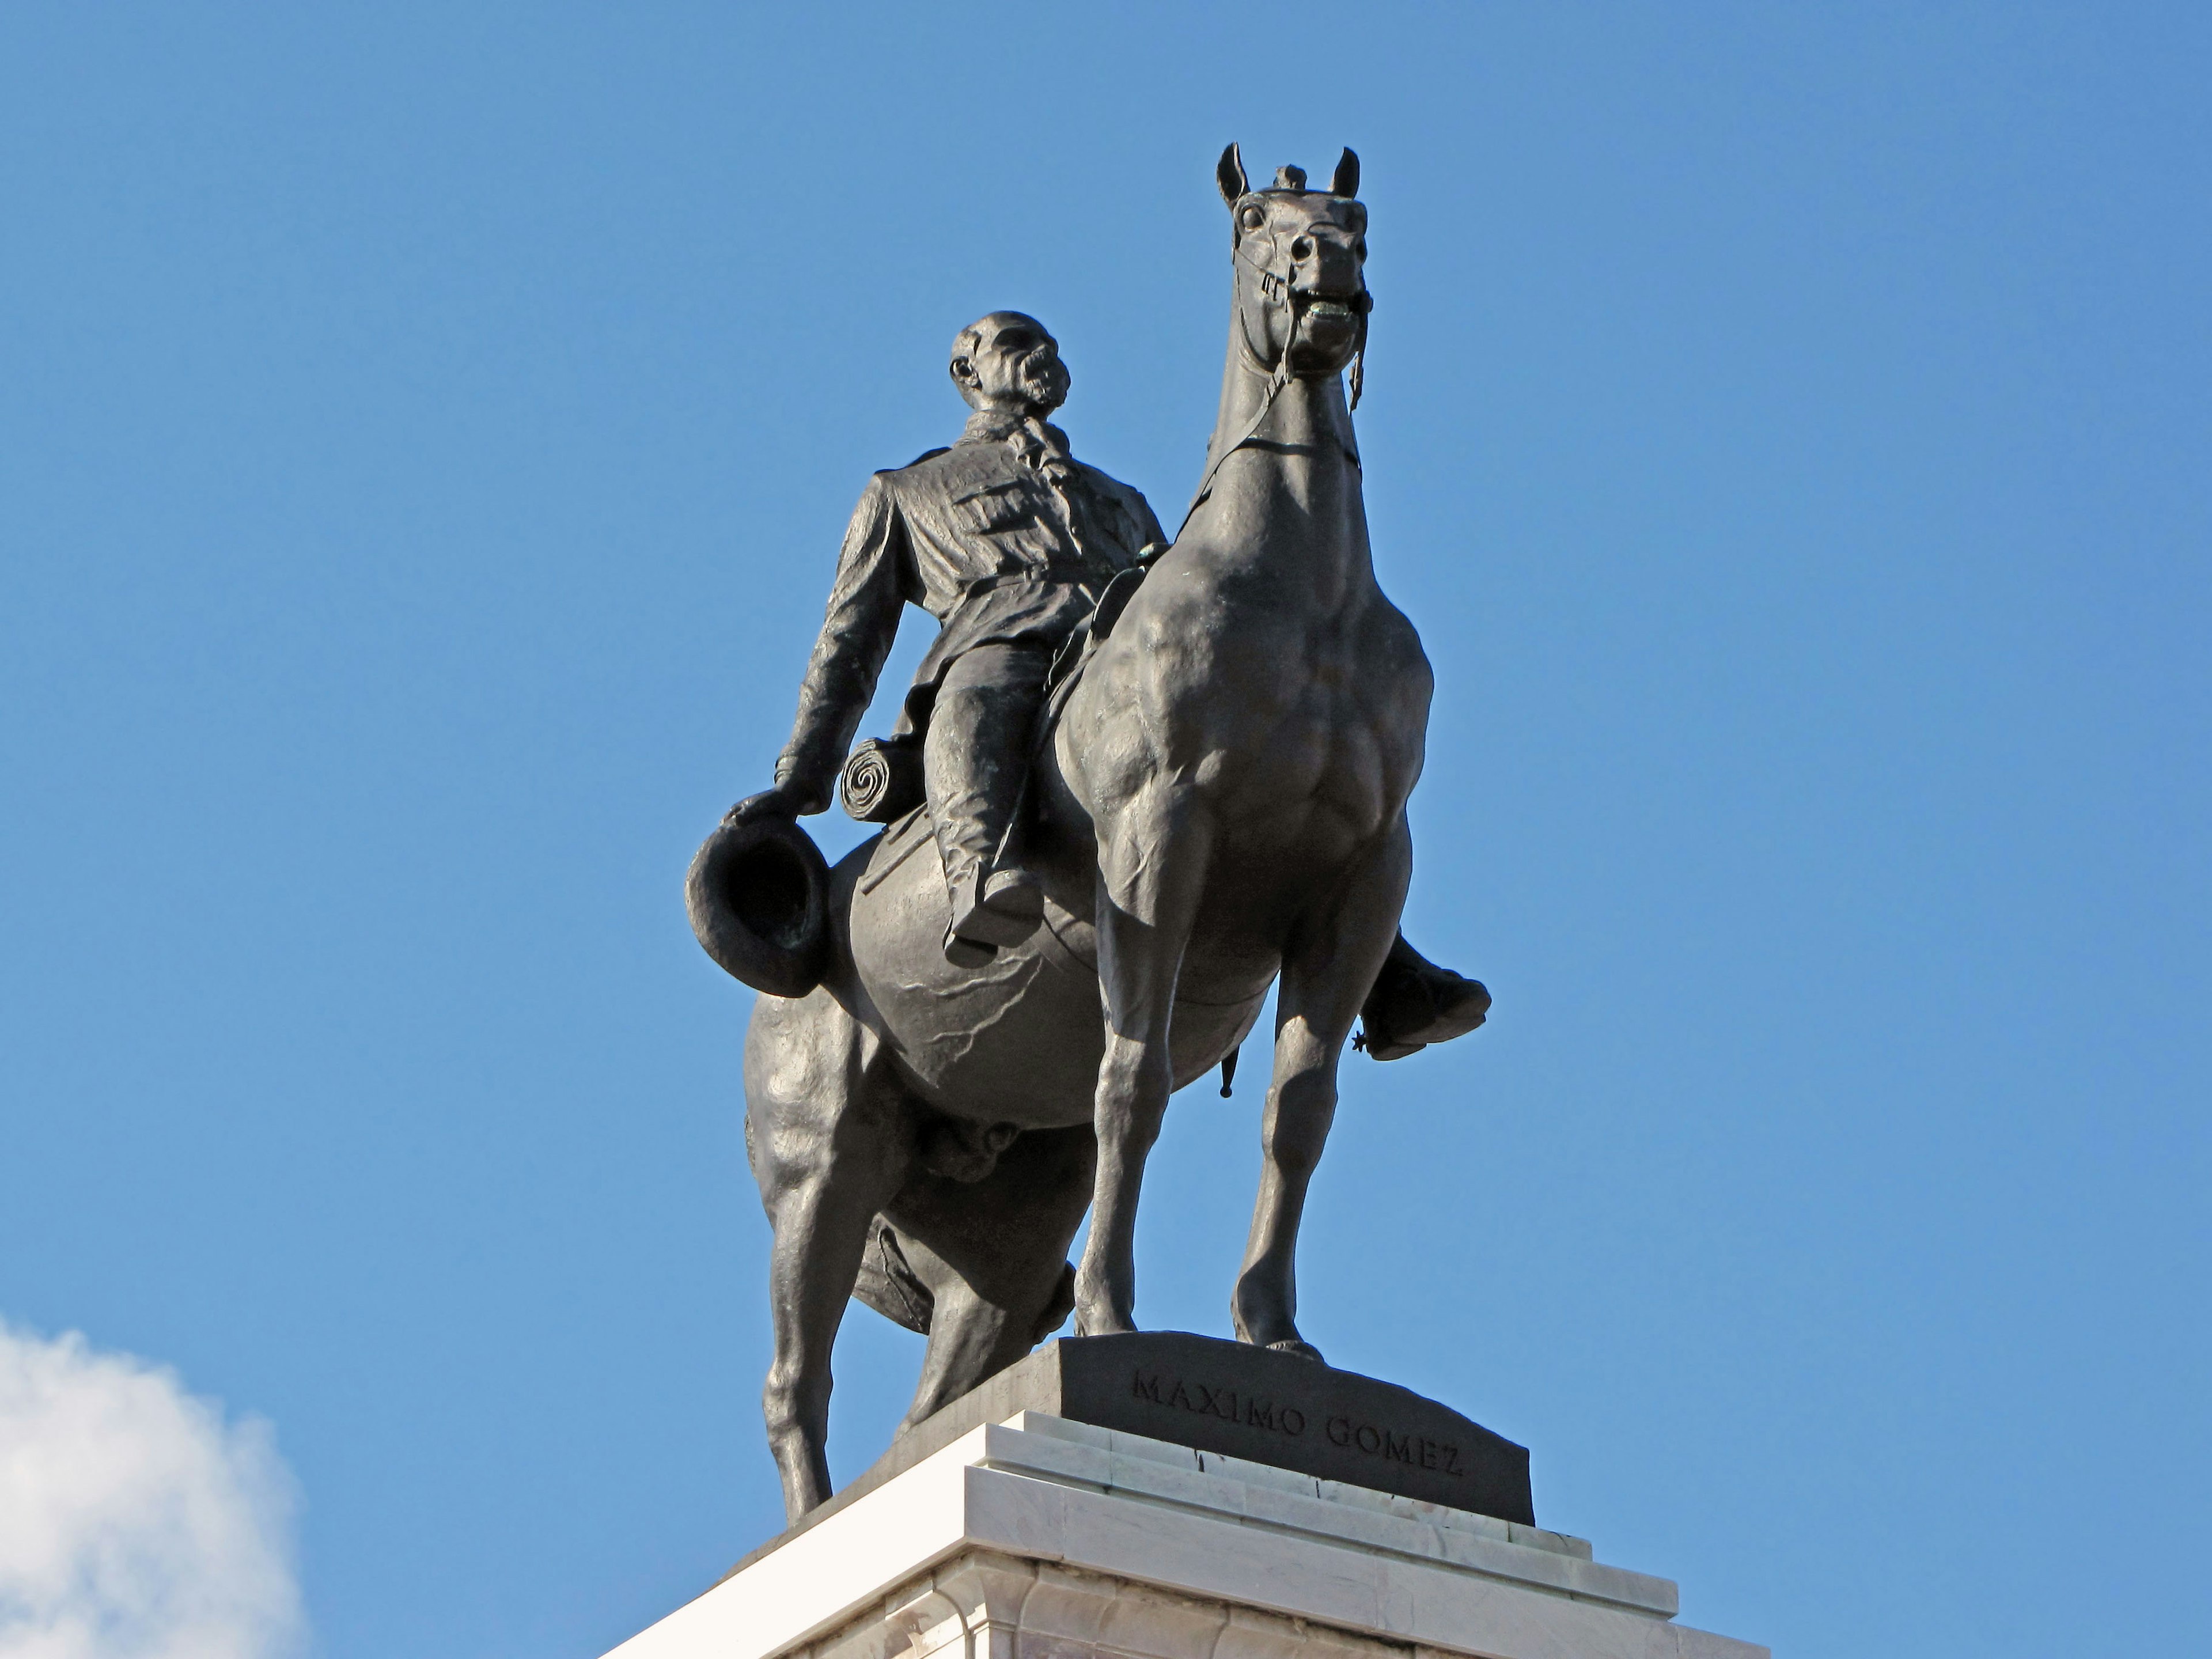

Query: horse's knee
[[1101, 1039, 1157, 1085], [1263, 1073, 1338, 1180], [1263, 1128, 1328, 1182], [1097, 1036, 1173, 1145]]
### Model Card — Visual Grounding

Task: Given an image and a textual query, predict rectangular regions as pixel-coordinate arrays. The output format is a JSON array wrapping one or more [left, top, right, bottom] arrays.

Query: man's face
[[955, 313, 1070, 415]]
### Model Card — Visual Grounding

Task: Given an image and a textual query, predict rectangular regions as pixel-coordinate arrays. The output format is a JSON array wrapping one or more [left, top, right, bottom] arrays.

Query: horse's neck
[[1187, 338, 1371, 604]]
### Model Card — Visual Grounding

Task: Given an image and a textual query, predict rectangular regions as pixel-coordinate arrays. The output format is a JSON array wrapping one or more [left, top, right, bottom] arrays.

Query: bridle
[[1179, 209, 1371, 532]]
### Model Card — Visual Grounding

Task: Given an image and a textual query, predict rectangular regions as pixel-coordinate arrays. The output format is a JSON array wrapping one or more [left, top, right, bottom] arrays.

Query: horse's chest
[[1077, 579, 1430, 838], [1209, 632, 1422, 813]]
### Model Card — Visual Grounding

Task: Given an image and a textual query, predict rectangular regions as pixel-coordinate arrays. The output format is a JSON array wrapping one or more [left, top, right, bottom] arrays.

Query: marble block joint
[[603, 1412, 1766, 1659]]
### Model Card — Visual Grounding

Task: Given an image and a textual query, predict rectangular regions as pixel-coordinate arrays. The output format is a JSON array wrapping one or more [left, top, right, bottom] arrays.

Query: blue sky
[[1, 5, 2205, 1656]]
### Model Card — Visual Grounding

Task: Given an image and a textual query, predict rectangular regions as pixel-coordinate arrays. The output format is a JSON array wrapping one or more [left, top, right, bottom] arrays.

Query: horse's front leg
[[1074, 786, 1214, 1337], [1232, 815, 1412, 1358]]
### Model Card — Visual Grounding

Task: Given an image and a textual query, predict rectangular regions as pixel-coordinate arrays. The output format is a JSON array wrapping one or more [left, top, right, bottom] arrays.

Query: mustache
[[1018, 350, 1070, 403]]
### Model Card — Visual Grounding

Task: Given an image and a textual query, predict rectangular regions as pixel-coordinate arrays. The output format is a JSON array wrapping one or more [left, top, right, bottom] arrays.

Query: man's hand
[[724, 783, 823, 825]]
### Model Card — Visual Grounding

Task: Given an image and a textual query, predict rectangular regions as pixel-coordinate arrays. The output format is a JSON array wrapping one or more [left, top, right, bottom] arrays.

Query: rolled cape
[[840, 736, 926, 824]]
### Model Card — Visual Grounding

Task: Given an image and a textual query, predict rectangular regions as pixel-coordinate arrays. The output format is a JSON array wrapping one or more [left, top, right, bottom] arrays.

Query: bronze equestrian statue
[[692, 147, 1488, 1523]]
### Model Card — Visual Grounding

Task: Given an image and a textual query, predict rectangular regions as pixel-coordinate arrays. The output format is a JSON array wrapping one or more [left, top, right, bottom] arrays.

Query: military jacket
[[774, 411, 1165, 805]]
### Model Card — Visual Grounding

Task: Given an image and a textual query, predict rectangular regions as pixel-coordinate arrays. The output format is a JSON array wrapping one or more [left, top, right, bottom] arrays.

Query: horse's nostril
[[1291, 237, 1313, 262]]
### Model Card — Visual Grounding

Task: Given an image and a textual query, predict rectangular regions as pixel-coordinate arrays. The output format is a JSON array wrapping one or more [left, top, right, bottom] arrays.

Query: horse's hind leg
[[881, 1123, 1094, 1430], [745, 987, 913, 1522], [1232, 815, 1412, 1358]]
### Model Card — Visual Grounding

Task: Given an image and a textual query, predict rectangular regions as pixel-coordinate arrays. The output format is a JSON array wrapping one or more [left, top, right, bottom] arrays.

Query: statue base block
[[772, 1332, 1533, 1567], [600, 1409, 1766, 1659]]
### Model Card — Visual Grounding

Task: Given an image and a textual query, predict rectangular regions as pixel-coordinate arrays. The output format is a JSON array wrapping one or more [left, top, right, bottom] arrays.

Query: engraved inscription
[[1325, 1414, 1464, 1476], [1126, 1368, 1464, 1478], [1131, 1369, 1306, 1437]]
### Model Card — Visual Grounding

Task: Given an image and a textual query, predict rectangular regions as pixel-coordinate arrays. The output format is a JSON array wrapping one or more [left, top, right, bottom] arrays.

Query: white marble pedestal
[[603, 1413, 1766, 1659]]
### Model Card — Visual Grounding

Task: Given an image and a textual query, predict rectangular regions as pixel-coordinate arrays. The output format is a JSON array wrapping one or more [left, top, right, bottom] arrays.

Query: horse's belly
[[842, 823, 1266, 1124]]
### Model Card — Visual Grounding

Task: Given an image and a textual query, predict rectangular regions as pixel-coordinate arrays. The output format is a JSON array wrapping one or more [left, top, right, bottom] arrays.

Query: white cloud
[[0, 1320, 304, 1659]]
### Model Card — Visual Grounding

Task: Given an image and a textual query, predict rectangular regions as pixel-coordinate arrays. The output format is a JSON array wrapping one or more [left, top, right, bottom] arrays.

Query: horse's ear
[[1331, 147, 1360, 199], [1217, 142, 1248, 207]]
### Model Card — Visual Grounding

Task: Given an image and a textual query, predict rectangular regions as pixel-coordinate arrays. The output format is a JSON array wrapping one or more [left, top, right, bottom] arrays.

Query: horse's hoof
[[1073, 1306, 1138, 1339], [1268, 1339, 1326, 1363]]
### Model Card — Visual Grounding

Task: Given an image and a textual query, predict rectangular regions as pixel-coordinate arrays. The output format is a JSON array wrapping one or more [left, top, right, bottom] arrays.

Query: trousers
[[922, 641, 1056, 899]]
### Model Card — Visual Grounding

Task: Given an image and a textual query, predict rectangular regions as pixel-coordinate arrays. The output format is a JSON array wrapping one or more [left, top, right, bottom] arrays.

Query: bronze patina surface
[[692, 148, 1499, 1523]]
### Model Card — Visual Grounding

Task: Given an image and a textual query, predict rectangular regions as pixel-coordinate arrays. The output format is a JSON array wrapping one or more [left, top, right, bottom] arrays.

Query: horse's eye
[[1291, 237, 1314, 262], [1239, 204, 1266, 232]]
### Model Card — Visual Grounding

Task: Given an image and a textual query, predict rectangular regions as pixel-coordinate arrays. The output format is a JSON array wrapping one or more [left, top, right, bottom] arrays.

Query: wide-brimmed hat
[[685, 813, 830, 998]]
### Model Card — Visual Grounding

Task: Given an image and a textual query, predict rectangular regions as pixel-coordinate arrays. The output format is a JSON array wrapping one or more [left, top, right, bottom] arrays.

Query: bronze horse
[[710, 146, 1440, 1522]]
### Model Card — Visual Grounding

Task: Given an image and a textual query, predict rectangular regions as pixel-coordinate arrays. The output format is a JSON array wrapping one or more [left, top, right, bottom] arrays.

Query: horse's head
[[1217, 143, 1371, 396]]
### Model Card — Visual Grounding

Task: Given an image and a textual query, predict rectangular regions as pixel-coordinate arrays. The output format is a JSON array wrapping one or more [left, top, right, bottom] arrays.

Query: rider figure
[[730, 312, 1488, 1052], [733, 312, 1157, 963]]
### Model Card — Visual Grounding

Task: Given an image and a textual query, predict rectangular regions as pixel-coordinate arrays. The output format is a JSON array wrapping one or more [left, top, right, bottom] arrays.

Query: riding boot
[[924, 644, 1052, 966], [1357, 933, 1493, 1061]]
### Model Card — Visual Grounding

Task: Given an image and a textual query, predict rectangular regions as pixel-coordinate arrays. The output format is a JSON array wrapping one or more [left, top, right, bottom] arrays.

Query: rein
[[1178, 329, 1297, 535]]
